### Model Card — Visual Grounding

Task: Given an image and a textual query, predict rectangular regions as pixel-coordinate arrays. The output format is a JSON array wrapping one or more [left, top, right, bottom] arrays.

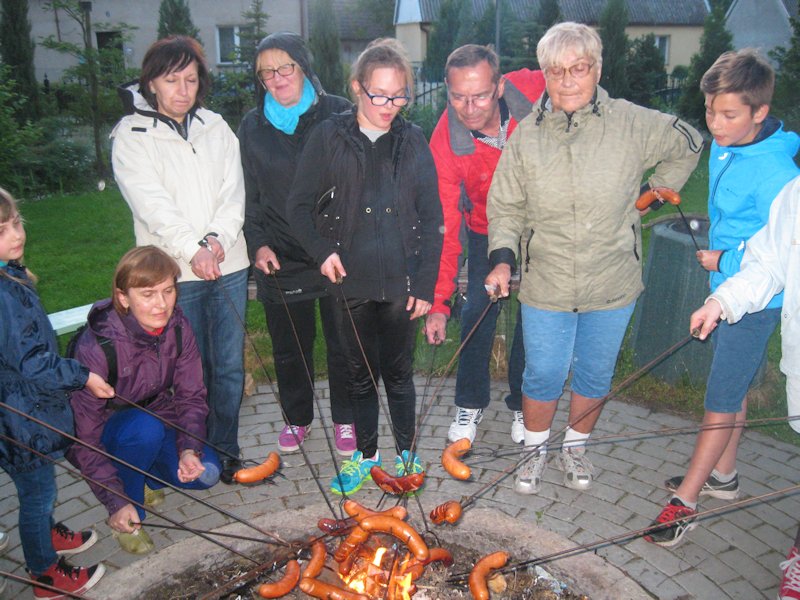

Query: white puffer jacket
[[711, 175, 800, 377], [111, 83, 249, 282]]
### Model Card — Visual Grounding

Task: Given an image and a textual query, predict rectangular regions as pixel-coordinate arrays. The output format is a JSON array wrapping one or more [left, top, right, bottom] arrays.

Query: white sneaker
[[558, 446, 594, 490], [448, 407, 483, 443], [511, 411, 524, 444], [514, 448, 547, 495], [0, 530, 8, 553]]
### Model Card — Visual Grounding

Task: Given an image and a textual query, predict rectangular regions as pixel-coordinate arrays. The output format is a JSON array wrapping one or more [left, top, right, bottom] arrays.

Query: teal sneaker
[[395, 450, 425, 496], [395, 450, 423, 476], [331, 451, 380, 495]]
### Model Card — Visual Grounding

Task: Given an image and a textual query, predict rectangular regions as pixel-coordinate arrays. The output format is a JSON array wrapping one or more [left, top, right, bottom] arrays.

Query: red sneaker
[[51, 522, 98, 556], [31, 557, 105, 599], [779, 546, 800, 600]]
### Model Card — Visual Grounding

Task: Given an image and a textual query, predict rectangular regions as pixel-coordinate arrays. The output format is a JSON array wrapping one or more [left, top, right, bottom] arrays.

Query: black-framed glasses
[[359, 82, 410, 107], [544, 61, 595, 81], [258, 63, 296, 82], [447, 84, 499, 108]]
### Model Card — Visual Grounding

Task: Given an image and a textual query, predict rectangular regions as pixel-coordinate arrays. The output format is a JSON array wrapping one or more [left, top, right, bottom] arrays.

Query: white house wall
[[29, 0, 306, 82]]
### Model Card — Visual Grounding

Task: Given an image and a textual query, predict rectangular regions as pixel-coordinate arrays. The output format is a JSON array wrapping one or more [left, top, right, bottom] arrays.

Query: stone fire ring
[[92, 504, 649, 599]]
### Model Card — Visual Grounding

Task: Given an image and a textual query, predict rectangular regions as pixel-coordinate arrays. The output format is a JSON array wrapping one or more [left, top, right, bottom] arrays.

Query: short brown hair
[[350, 38, 415, 102], [701, 49, 774, 111], [113, 246, 181, 315], [139, 36, 210, 111], [445, 44, 501, 84]]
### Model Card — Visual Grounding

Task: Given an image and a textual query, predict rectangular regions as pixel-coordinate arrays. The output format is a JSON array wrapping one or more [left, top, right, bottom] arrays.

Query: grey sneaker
[[511, 411, 524, 444], [514, 448, 547, 495], [664, 472, 739, 500], [448, 407, 483, 443], [558, 446, 594, 490]]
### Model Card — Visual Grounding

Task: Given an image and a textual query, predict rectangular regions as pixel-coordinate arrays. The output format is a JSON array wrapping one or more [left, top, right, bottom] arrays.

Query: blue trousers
[[102, 410, 221, 521], [178, 268, 248, 456], [8, 463, 58, 574], [456, 230, 524, 410]]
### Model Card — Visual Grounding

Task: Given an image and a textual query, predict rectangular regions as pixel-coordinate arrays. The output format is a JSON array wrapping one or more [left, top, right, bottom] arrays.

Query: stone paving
[[1, 377, 798, 599]]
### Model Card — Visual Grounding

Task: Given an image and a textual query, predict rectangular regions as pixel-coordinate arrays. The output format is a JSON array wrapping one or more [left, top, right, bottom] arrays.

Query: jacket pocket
[[524, 228, 535, 272], [631, 224, 640, 261], [313, 186, 338, 236]]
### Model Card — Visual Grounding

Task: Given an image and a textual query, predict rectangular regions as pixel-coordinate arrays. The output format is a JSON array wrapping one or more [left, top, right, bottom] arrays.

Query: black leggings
[[263, 295, 352, 426], [337, 297, 417, 458]]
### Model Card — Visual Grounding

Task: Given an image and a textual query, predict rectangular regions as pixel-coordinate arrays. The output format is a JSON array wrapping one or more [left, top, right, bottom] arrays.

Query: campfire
[[339, 538, 418, 599]]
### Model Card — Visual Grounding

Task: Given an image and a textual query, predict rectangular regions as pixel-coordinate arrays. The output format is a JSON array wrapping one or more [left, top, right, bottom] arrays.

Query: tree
[[238, 0, 270, 66], [771, 1, 800, 133], [677, 5, 733, 128], [501, 0, 561, 71], [626, 34, 666, 108], [0, 0, 40, 121], [157, 0, 200, 42], [538, 0, 561, 29], [309, 0, 344, 96], [599, 0, 629, 99], [421, 0, 460, 81], [355, 0, 394, 37]]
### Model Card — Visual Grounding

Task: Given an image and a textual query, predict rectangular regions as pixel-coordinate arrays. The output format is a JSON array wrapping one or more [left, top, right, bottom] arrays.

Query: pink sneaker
[[278, 424, 309, 452], [334, 423, 357, 456], [779, 546, 800, 600]]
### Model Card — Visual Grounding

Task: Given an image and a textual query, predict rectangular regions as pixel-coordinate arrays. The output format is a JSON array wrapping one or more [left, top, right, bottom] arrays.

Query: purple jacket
[[66, 299, 208, 516]]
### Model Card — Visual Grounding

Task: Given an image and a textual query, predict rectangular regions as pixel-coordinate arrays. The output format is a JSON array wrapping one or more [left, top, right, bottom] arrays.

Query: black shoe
[[664, 472, 740, 500], [220, 458, 242, 484]]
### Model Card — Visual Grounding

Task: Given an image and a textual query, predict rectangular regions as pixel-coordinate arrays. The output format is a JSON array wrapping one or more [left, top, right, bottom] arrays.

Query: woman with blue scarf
[[239, 32, 355, 456]]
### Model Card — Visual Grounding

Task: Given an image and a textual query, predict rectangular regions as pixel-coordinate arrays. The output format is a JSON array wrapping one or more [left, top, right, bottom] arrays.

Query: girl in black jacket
[[239, 32, 355, 457], [288, 38, 444, 495]]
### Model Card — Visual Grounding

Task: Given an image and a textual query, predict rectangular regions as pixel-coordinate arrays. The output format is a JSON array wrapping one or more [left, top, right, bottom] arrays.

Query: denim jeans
[[8, 463, 58, 574], [102, 410, 221, 521], [521, 302, 636, 400], [263, 295, 352, 426], [338, 297, 417, 457], [456, 229, 524, 411], [178, 268, 248, 456]]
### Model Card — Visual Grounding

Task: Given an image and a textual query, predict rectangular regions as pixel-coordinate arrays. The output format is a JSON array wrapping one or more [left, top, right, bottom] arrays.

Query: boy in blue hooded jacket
[[647, 49, 800, 547]]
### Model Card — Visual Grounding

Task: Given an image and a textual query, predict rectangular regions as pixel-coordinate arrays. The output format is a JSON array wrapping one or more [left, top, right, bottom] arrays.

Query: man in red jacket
[[424, 45, 545, 444]]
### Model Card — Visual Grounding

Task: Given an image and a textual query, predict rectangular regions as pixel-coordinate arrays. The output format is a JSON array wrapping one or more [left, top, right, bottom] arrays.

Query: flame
[[341, 544, 416, 599]]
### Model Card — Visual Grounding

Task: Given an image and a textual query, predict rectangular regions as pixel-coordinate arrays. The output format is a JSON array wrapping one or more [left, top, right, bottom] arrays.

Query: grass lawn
[[17, 153, 795, 445]]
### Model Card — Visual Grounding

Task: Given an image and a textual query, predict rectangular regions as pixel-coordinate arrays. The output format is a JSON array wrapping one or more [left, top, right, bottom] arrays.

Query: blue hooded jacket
[[0, 262, 87, 474], [708, 116, 800, 308]]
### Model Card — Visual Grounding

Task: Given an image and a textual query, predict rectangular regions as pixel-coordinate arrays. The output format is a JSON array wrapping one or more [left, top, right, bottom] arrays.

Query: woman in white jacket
[[111, 36, 249, 483], [691, 174, 800, 598]]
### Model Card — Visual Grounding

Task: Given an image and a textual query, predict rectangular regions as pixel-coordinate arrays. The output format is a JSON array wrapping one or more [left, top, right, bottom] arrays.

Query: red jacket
[[429, 69, 545, 316]]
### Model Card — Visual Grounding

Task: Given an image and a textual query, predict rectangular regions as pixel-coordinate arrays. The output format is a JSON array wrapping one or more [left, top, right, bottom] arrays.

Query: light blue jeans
[[520, 302, 636, 401], [178, 268, 248, 456]]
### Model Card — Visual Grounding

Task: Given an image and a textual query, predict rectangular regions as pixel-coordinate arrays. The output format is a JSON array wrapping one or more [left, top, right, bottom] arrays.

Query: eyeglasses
[[447, 84, 498, 108], [257, 63, 296, 82], [359, 82, 410, 107], [544, 61, 595, 81]]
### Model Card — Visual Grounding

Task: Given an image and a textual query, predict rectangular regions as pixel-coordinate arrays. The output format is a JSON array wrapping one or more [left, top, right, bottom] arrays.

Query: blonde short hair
[[537, 22, 603, 70]]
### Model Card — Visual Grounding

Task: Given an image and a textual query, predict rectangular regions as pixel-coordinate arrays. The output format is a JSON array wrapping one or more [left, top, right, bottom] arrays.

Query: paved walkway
[[1, 377, 798, 599]]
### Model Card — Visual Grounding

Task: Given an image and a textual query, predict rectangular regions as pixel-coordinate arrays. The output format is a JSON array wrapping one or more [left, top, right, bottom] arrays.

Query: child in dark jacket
[[0, 187, 112, 599]]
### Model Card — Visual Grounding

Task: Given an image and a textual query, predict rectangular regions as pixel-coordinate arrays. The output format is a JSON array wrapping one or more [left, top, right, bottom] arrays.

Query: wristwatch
[[197, 232, 219, 250]]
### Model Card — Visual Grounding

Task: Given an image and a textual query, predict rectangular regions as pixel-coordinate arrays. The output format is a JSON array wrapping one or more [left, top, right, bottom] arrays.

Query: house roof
[[406, 0, 709, 26], [782, 0, 799, 18]]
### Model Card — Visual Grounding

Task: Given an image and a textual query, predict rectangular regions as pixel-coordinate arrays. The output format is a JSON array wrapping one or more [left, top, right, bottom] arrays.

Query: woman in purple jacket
[[68, 246, 220, 554]]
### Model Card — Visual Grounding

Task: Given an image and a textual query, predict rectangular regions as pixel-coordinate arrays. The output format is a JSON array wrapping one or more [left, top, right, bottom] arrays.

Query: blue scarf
[[263, 77, 316, 134]]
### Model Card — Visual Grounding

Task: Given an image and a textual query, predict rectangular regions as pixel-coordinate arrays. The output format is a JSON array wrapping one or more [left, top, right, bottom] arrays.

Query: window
[[96, 31, 124, 81], [217, 25, 254, 64], [654, 35, 670, 66]]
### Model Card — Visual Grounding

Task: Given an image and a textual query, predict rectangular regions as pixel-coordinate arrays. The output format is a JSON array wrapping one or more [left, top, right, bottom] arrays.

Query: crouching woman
[[68, 246, 220, 554]]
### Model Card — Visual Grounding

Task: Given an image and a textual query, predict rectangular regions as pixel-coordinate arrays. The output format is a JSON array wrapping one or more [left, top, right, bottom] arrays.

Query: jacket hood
[[87, 298, 180, 346], [253, 31, 324, 109], [720, 116, 800, 159]]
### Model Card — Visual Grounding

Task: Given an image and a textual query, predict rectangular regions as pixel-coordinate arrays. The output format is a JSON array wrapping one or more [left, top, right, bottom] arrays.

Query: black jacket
[[287, 109, 444, 303], [239, 93, 351, 303]]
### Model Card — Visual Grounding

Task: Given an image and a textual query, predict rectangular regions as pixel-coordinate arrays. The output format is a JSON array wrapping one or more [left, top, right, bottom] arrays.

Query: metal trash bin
[[630, 216, 713, 385]]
